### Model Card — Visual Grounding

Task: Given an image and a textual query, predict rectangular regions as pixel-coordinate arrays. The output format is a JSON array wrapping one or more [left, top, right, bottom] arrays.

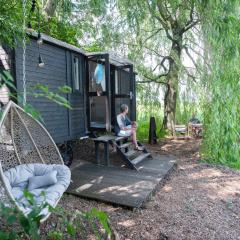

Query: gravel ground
[[41, 138, 240, 239]]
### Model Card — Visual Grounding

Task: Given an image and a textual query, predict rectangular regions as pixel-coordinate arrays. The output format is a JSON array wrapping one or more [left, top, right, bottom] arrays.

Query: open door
[[86, 52, 136, 134], [86, 53, 111, 131], [111, 64, 136, 128]]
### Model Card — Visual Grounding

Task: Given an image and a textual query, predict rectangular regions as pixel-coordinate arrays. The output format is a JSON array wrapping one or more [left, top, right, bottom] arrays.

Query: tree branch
[[181, 3, 200, 34], [43, 0, 58, 18], [109, 39, 169, 59], [145, 0, 178, 44], [184, 37, 205, 51], [138, 72, 169, 84], [160, 56, 172, 71], [186, 1, 195, 27], [142, 28, 163, 44], [157, 0, 174, 24], [182, 19, 200, 34], [185, 70, 197, 83], [184, 44, 206, 62], [183, 45, 198, 69]]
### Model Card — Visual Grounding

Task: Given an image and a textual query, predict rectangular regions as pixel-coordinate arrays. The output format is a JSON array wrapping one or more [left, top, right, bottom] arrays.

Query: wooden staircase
[[113, 136, 152, 170]]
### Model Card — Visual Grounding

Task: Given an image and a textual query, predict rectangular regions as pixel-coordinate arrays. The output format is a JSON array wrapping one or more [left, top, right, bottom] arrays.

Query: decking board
[[67, 155, 177, 208]]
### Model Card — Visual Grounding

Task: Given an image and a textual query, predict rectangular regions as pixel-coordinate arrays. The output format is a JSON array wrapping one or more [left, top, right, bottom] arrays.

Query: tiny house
[[0, 34, 136, 144]]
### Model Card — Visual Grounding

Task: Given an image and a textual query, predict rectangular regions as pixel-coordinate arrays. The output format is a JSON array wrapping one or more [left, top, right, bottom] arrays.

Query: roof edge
[[28, 32, 86, 56]]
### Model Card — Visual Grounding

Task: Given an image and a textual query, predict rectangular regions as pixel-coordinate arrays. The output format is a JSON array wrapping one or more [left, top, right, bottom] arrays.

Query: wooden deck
[[66, 155, 177, 208]]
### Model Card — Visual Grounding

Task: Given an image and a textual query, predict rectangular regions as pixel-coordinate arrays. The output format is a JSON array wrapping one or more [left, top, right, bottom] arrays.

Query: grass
[[137, 117, 165, 142]]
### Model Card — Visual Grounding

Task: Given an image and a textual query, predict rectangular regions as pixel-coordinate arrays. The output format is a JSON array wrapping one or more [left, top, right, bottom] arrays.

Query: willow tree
[[198, 0, 240, 168], [142, 0, 200, 133], [78, 0, 201, 134]]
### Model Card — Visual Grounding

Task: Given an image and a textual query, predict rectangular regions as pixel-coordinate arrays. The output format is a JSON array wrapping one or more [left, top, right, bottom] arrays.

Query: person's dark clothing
[[189, 117, 200, 124]]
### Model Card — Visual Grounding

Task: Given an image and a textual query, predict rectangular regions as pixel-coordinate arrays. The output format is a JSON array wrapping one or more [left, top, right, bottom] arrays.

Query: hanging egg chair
[[0, 101, 71, 222]]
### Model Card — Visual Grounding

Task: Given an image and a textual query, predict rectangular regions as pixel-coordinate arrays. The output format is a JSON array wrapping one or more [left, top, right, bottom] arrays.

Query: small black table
[[91, 135, 115, 166], [91, 135, 126, 166]]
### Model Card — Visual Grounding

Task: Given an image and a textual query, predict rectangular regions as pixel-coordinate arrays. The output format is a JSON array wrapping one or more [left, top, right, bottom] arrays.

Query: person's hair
[[120, 104, 128, 113]]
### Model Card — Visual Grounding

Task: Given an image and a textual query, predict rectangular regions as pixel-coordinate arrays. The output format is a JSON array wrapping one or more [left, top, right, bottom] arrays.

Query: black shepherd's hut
[[0, 34, 136, 144]]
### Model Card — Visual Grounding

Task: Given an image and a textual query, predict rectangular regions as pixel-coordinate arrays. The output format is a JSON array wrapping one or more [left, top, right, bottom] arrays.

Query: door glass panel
[[90, 96, 108, 128], [116, 69, 131, 95], [115, 98, 131, 117], [89, 61, 106, 93], [115, 70, 119, 94]]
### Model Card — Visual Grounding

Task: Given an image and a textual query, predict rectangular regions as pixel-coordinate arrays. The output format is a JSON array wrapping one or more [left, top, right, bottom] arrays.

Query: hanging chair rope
[[22, 0, 27, 106]]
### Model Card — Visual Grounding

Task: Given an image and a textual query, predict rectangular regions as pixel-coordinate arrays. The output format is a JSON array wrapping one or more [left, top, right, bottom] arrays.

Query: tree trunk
[[163, 35, 182, 136], [163, 80, 177, 135], [43, 0, 58, 18]]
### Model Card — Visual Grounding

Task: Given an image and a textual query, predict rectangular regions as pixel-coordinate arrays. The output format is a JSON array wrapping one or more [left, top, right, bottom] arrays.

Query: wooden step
[[118, 142, 132, 149], [131, 153, 151, 165], [125, 150, 136, 157], [114, 136, 129, 142]]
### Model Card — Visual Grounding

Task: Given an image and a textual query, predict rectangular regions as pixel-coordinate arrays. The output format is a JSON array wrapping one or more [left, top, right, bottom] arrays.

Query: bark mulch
[[41, 138, 240, 240]]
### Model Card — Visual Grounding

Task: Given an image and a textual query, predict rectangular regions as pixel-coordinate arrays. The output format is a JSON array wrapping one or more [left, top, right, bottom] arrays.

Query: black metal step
[[119, 142, 132, 149], [125, 150, 136, 158], [113, 137, 152, 170], [131, 153, 151, 165], [114, 136, 129, 142]]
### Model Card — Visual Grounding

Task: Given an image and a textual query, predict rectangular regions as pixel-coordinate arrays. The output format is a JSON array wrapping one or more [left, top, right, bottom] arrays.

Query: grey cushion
[[28, 170, 58, 191], [4, 163, 71, 216]]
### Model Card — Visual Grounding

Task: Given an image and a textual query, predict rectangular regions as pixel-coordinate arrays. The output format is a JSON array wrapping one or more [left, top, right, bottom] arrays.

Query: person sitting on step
[[116, 104, 143, 151]]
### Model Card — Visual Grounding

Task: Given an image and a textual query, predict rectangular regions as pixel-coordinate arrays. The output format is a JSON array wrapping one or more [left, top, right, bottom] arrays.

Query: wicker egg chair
[[0, 100, 70, 222]]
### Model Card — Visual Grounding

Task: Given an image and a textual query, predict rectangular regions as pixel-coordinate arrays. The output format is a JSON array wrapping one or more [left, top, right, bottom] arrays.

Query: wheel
[[58, 142, 73, 167]]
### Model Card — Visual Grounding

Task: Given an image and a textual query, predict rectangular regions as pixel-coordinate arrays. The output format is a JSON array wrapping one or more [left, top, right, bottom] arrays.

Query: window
[[88, 61, 106, 92], [73, 56, 80, 91], [115, 70, 119, 94]]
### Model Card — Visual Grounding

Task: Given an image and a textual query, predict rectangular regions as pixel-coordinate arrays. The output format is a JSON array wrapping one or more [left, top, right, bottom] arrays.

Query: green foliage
[[175, 93, 202, 125], [136, 81, 166, 140], [0, 1, 24, 46], [22, 104, 43, 122], [199, 0, 240, 169], [137, 117, 164, 142], [31, 84, 72, 109], [136, 119, 149, 141], [0, 191, 111, 239], [34, 15, 81, 47], [46, 204, 111, 240], [136, 82, 162, 120], [0, 70, 72, 122], [83, 42, 104, 53], [0, 70, 17, 91], [0, 190, 47, 240]]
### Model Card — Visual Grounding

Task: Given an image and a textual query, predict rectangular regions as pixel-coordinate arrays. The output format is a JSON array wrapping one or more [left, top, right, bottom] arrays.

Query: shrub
[[0, 191, 111, 240]]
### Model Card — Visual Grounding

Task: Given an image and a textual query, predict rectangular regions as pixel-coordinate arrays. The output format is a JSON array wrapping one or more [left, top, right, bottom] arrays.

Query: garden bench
[[175, 125, 187, 135]]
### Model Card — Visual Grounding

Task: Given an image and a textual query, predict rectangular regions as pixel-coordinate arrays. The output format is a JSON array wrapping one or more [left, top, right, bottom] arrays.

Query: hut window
[[88, 61, 106, 92], [115, 70, 119, 94], [73, 56, 80, 91]]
